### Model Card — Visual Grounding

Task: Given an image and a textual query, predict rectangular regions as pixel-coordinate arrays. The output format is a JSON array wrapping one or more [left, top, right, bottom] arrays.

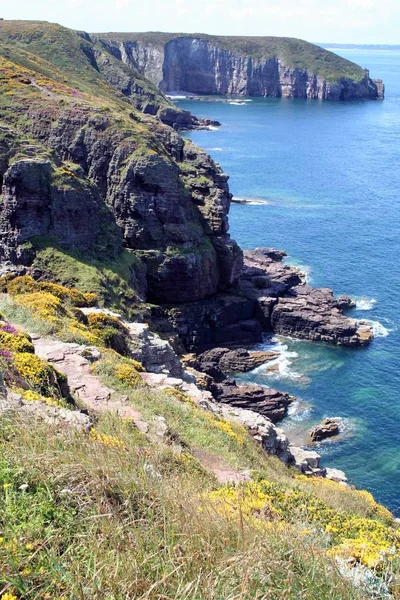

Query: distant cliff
[[94, 33, 384, 100]]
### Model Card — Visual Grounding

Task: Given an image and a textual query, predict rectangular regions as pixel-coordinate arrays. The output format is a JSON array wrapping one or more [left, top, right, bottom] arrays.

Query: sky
[[1, 0, 399, 44]]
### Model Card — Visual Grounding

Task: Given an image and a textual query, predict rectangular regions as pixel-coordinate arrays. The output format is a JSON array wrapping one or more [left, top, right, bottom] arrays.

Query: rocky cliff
[[0, 21, 242, 304], [96, 33, 384, 100]]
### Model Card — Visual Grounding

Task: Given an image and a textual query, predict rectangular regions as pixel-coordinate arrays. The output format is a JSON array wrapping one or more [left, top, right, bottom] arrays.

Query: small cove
[[178, 48, 400, 515]]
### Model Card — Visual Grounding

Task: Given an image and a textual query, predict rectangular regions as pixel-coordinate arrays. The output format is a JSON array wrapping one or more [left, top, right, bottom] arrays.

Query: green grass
[[30, 241, 147, 318], [0, 412, 367, 600], [98, 32, 365, 83]]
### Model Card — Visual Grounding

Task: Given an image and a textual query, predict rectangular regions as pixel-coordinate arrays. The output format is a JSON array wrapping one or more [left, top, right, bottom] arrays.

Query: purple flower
[[0, 323, 18, 335], [0, 349, 12, 361]]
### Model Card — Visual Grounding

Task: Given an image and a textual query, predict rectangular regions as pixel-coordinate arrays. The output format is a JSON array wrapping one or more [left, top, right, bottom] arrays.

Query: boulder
[[310, 418, 341, 442], [325, 467, 348, 484], [289, 446, 326, 477]]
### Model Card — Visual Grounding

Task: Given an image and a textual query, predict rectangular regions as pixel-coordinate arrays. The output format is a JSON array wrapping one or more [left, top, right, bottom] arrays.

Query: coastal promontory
[[94, 32, 385, 100]]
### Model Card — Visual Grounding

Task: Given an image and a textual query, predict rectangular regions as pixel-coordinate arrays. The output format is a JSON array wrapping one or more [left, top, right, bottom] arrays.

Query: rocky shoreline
[[151, 247, 373, 353]]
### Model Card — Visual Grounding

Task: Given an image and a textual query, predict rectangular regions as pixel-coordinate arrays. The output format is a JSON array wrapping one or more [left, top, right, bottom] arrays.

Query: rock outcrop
[[194, 346, 279, 374], [212, 380, 293, 422], [152, 248, 372, 351], [310, 418, 341, 442], [0, 105, 242, 304], [96, 33, 384, 101]]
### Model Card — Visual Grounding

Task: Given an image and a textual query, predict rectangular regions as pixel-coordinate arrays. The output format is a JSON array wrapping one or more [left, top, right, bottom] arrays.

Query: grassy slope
[[98, 31, 365, 82], [0, 281, 399, 598], [0, 413, 366, 600], [0, 20, 170, 104]]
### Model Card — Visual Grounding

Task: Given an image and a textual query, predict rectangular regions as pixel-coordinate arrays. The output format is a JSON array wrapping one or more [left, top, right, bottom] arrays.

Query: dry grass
[[0, 412, 365, 600]]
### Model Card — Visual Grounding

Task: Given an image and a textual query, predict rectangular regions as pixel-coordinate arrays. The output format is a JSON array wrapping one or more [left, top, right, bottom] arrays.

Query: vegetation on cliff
[[0, 277, 400, 599], [0, 19, 396, 600], [99, 31, 366, 83]]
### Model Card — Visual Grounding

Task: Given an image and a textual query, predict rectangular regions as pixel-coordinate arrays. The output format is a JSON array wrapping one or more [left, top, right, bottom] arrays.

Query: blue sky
[[2, 0, 399, 44]]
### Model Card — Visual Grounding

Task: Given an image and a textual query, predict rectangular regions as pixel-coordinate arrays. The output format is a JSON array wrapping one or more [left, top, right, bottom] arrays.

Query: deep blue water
[[177, 49, 400, 515]]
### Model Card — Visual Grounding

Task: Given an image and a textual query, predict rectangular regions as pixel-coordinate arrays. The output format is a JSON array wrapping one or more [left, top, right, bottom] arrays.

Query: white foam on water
[[207, 125, 220, 130], [287, 402, 312, 421], [355, 297, 377, 310], [166, 95, 188, 100], [231, 196, 269, 205], [360, 319, 390, 337], [294, 264, 312, 284], [253, 339, 303, 381], [210, 147, 223, 151], [228, 101, 246, 105]]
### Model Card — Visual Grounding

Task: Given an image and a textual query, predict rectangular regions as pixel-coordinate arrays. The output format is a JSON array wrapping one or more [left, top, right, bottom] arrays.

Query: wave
[[355, 297, 377, 310], [360, 319, 390, 337], [207, 125, 220, 131], [210, 147, 223, 151], [231, 196, 269, 205], [295, 264, 312, 284], [287, 402, 313, 421], [166, 95, 188, 99], [253, 338, 303, 381]]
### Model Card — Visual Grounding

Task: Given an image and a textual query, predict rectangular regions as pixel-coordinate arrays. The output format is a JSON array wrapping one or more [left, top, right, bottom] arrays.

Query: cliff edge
[[94, 32, 385, 100]]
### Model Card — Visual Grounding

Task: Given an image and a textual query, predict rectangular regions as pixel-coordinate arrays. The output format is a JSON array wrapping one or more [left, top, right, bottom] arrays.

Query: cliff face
[[0, 22, 242, 304], [98, 34, 384, 101]]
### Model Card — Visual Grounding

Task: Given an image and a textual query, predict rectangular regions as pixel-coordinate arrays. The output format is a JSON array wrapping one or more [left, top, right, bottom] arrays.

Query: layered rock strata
[[153, 248, 372, 351], [96, 34, 384, 101]]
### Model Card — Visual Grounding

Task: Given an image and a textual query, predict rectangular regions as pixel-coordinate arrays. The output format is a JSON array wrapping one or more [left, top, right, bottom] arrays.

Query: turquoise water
[[177, 49, 400, 515]]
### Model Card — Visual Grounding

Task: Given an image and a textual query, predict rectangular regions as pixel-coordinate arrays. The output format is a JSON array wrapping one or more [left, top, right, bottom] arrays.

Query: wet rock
[[310, 418, 341, 442], [337, 295, 356, 310]]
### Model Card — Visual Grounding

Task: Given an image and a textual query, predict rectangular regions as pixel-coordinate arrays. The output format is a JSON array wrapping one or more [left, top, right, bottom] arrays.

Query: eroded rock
[[310, 418, 341, 442]]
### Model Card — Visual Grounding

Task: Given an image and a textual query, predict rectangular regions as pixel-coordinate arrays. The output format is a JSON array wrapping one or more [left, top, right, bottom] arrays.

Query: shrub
[[15, 291, 68, 325], [13, 352, 67, 397], [208, 479, 400, 570], [114, 363, 143, 388], [0, 327, 34, 354]]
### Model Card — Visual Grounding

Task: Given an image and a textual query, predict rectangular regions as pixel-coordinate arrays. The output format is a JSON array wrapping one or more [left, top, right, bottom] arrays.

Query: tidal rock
[[196, 346, 279, 375], [337, 295, 356, 310], [271, 286, 372, 347], [213, 380, 293, 422], [310, 418, 341, 442]]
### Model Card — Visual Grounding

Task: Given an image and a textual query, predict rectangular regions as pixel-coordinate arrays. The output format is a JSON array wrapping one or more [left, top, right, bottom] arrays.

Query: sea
[[176, 48, 400, 515]]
